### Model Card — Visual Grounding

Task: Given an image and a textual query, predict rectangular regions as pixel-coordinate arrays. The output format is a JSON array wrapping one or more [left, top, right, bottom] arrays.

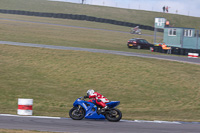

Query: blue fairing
[[73, 97, 120, 119], [73, 97, 105, 119], [106, 101, 120, 108]]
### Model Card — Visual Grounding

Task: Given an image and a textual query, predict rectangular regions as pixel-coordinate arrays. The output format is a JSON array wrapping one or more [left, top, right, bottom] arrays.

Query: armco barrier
[[179, 48, 200, 56], [154, 47, 200, 56], [179, 48, 186, 55], [172, 47, 180, 55], [153, 46, 159, 52], [191, 49, 200, 54], [153, 46, 162, 52], [184, 49, 193, 55], [0, 9, 156, 31]]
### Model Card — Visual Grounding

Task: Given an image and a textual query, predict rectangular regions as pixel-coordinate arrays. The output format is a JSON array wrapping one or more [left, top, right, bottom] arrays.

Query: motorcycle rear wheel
[[69, 107, 85, 120], [105, 108, 122, 122]]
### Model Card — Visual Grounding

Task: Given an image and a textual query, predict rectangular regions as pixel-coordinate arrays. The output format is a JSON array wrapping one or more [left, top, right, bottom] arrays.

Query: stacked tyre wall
[[0, 9, 161, 32], [153, 46, 200, 56]]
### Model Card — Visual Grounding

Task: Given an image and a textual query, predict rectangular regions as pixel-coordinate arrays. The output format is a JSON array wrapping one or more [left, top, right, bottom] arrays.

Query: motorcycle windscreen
[[106, 101, 120, 108]]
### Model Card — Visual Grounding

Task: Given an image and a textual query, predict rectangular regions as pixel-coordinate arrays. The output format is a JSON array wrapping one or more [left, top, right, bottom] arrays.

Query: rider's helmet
[[87, 89, 94, 96]]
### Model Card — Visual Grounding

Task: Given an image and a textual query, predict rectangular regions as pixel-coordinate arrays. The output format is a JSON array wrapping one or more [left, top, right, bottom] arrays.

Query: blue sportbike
[[69, 97, 122, 122]]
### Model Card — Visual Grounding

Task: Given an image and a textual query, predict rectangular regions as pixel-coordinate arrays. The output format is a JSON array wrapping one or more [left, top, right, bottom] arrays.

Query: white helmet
[[87, 89, 94, 96]]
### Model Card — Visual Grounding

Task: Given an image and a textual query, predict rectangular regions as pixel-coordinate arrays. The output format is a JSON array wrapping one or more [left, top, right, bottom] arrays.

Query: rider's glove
[[84, 95, 89, 98]]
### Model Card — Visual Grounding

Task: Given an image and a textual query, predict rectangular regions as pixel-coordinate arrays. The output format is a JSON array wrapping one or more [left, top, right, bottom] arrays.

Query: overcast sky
[[49, 0, 200, 17]]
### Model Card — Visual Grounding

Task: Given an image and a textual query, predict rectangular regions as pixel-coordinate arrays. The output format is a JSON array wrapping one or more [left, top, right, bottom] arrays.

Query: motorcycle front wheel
[[105, 108, 122, 122], [69, 107, 85, 120]]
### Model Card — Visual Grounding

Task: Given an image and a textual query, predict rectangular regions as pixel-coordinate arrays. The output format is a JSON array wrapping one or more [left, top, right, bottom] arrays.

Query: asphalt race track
[[1, 114, 200, 133], [0, 41, 200, 65]]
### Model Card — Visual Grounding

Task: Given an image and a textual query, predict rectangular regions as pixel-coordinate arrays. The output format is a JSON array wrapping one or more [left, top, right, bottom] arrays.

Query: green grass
[[0, 0, 199, 30], [0, 14, 160, 54], [1, 45, 200, 121]]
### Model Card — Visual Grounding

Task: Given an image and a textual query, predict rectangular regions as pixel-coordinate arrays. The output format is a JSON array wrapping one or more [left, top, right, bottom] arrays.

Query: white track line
[[0, 114, 181, 124]]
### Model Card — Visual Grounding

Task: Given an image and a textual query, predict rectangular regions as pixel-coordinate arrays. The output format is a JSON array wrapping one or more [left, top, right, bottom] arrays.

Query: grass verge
[[1, 44, 200, 121], [0, 14, 162, 54]]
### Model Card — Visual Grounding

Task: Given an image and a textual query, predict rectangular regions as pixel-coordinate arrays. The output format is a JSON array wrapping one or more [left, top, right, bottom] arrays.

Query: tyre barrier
[[171, 47, 180, 55], [79, 15, 87, 20], [179, 48, 186, 55], [86, 16, 95, 21], [97, 18, 105, 23], [153, 46, 200, 56], [94, 17, 102, 22], [65, 14, 72, 19], [104, 19, 111, 23], [183, 49, 190, 55], [191, 49, 200, 54], [0, 9, 156, 31], [124, 22, 132, 27], [0, 9, 8, 13], [162, 46, 200, 56], [153, 46, 162, 52], [109, 20, 115, 24], [70, 14, 77, 20]]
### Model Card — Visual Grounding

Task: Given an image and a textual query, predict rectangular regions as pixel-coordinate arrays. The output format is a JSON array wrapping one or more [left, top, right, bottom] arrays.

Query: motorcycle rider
[[134, 26, 139, 32], [84, 89, 109, 112], [131, 26, 141, 34]]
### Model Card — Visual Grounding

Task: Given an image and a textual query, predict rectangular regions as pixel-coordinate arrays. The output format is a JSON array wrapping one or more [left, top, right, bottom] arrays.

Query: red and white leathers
[[88, 92, 109, 107]]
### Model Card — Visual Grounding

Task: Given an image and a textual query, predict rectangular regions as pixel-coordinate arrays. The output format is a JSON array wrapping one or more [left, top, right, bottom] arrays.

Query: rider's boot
[[101, 106, 109, 113]]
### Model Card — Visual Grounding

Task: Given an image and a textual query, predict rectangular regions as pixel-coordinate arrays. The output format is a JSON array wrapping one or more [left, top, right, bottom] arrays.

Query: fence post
[[154, 28, 157, 44], [180, 29, 184, 48], [196, 30, 199, 49]]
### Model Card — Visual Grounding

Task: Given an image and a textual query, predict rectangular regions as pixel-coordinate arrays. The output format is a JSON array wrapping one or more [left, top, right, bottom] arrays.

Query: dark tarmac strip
[[0, 41, 200, 65], [1, 115, 200, 133]]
